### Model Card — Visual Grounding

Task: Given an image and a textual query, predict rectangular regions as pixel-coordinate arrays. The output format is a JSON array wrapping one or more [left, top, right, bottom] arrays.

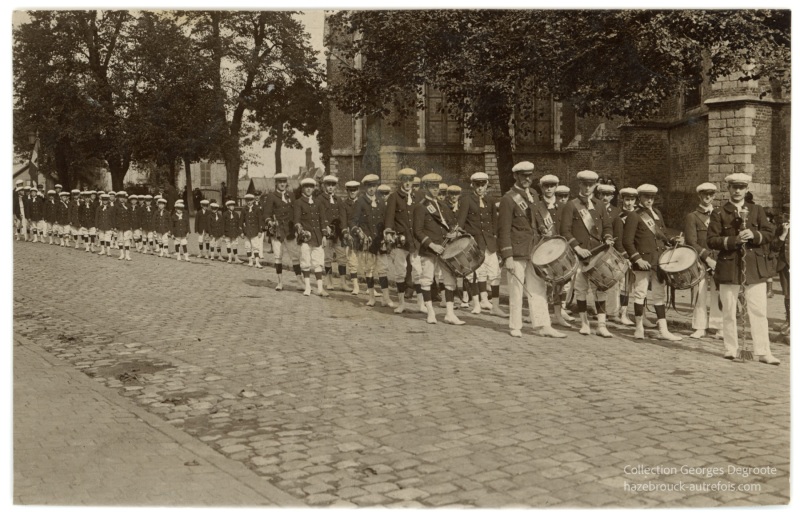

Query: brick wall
[[619, 127, 670, 193]]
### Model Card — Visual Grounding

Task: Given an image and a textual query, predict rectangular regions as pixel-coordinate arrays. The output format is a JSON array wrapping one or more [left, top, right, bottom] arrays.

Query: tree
[[326, 10, 790, 192], [183, 11, 321, 189]]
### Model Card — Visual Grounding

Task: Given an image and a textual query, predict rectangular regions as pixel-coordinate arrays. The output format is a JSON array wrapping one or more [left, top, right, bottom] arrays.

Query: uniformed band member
[[498, 162, 566, 338], [456, 172, 506, 317], [318, 175, 347, 291], [139, 194, 154, 253], [685, 182, 723, 339], [613, 187, 638, 325], [596, 182, 628, 327], [707, 173, 779, 364], [56, 191, 70, 246], [351, 174, 393, 307], [559, 170, 615, 337], [537, 174, 571, 327], [95, 193, 115, 255], [114, 191, 133, 261], [342, 180, 362, 294], [623, 184, 683, 341], [222, 199, 244, 264], [413, 173, 464, 325], [294, 178, 328, 296], [195, 199, 211, 259], [240, 193, 264, 268], [207, 202, 225, 260], [772, 203, 789, 333], [29, 188, 44, 242], [67, 189, 81, 248], [172, 200, 191, 261], [152, 197, 172, 257], [264, 173, 300, 290], [384, 168, 424, 314], [13, 186, 29, 242]]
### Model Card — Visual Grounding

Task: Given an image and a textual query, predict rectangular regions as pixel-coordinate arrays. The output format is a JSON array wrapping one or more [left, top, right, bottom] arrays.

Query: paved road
[[13, 241, 790, 507]]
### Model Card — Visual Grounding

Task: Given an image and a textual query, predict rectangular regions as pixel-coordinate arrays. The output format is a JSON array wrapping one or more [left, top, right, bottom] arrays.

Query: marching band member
[[67, 189, 81, 248], [498, 162, 565, 338], [222, 200, 244, 264], [107, 191, 118, 251], [294, 178, 329, 297], [56, 191, 70, 246], [195, 199, 211, 259], [139, 194, 154, 253], [44, 190, 58, 245], [559, 170, 615, 337], [413, 173, 463, 325], [241, 193, 264, 268], [207, 202, 225, 260], [78, 191, 93, 252], [375, 184, 395, 304], [456, 172, 506, 317], [94, 193, 115, 256], [318, 175, 347, 291], [595, 183, 628, 327], [537, 174, 572, 327], [446, 185, 470, 308], [707, 173, 778, 364], [384, 168, 425, 314], [623, 184, 683, 341], [350, 174, 393, 307], [613, 187, 639, 325], [172, 200, 191, 261], [114, 191, 133, 261], [29, 188, 44, 243], [342, 180, 362, 294], [152, 197, 172, 257], [13, 186, 29, 242], [264, 173, 300, 289], [128, 195, 140, 252], [685, 182, 723, 339]]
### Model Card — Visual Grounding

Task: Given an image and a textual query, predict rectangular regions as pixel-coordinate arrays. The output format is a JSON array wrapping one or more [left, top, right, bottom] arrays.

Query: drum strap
[[695, 211, 710, 229], [425, 200, 450, 231], [572, 199, 601, 242], [535, 202, 554, 234], [639, 210, 668, 242]]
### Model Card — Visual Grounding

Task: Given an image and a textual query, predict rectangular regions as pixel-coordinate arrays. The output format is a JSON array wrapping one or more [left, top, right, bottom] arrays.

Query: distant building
[[298, 148, 322, 182]]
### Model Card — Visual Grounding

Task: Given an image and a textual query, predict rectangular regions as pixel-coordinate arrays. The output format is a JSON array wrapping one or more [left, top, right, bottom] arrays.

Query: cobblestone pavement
[[13, 241, 790, 507]]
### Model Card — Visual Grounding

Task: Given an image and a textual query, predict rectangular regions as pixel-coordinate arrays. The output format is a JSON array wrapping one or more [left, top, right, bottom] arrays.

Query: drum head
[[441, 237, 471, 259], [531, 239, 566, 265], [660, 247, 697, 272]]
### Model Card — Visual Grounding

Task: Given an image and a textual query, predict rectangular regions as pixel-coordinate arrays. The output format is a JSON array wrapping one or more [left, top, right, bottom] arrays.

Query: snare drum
[[584, 246, 628, 291], [658, 246, 705, 290], [441, 236, 484, 277], [530, 236, 578, 284]]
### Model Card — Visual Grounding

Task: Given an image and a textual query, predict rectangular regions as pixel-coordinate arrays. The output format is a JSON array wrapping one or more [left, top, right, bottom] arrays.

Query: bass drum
[[658, 246, 705, 290], [584, 246, 628, 291], [530, 236, 578, 284], [441, 236, 484, 277]]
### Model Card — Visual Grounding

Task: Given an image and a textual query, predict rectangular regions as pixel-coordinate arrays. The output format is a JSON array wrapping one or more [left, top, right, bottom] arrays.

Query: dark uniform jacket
[[384, 188, 419, 252], [684, 206, 715, 262], [114, 202, 133, 231], [55, 199, 70, 225], [194, 208, 210, 234], [29, 196, 43, 221], [79, 201, 94, 229], [172, 211, 190, 238], [223, 208, 241, 239], [707, 201, 774, 285], [240, 204, 263, 239], [137, 205, 151, 232], [208, 210, 225, 238], [456, 191, 497, 254], [604, 203, 626, 256], [263, 191, 294, 240], [771, 222, 789, 272], [294, 195, 324, 247], [44, 198, 58, 224], [413, 196, 456, 257], [350, 194, 386, 254], [317, 192, 347, 243], [13, 193, 30, 218], [623, 207, 670, 270], [497, 186, 543, 260], [95, 204, 115, 231], [559, 196, 612, 251], [152, 208, 172, 235], [68, 199, 80, 226]]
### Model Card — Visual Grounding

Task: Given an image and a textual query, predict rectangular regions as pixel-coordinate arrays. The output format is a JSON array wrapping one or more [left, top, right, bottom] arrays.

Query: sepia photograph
[[7, 1, 792, 510]]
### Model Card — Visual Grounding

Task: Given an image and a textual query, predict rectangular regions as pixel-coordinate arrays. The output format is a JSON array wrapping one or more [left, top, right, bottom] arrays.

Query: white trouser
[[389, 248, 421, 283], [99, 230, 114, 243], [507, 258, 550, 331], [419, 254, 455, 289], [323, 239, 347, 268], [119, 229, 133, 247], [161, 232, 171, 246], [632, 270, 666, 305], [719, 283, 772, 357], [605, 280, 621, 315], [473, 250, 500, 284], [360, 252, 389, 278], [244, 234, 264, 256], [693, 273, 723, 331], [300, 244, 325, 272], [271, 238, 299, 265], [574, 267, 607, 302], [346, 247, 360, 275], [173, 236, 188, 246]]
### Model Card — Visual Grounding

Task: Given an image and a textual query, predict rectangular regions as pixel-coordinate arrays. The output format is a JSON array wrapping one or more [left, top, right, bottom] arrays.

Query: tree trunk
[[491, 121, 515, 194], [274, 126, 283, 174], [168, 159, 177, 187], [183, 156, 195, 215], [106, 152, 130, 191]]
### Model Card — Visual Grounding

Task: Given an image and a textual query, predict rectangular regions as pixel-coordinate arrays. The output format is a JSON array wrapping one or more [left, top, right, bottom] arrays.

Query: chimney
[[306, 148, 312, 171]]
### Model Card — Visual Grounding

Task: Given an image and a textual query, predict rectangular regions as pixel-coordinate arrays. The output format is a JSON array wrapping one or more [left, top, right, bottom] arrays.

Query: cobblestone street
[[13, 241, 790, 507]]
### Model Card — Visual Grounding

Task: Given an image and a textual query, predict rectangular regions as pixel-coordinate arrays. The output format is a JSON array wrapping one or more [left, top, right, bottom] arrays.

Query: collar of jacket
[[723, 200, 750, 213]]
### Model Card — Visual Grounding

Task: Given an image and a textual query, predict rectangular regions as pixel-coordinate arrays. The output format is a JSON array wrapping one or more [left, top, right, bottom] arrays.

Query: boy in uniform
[[295, 178, 329, 296], [241, 193, 264, 268], [350, 174, 392, 307], [342, 180, 362, 294], [318, 175, 348, 291], [94, 193, 115, 256], [195, 199, 211, 259], [264, 173, 301, 288], [172, 200, 191, 261], [207, 202, 226, 260], [222, 200, 244, 264], [152, 197, 173, 257], [114, 191, 134, 261]]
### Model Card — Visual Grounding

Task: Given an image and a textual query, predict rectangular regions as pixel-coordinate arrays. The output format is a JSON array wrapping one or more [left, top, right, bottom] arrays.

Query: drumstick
[[664, 232, 683, 265]]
